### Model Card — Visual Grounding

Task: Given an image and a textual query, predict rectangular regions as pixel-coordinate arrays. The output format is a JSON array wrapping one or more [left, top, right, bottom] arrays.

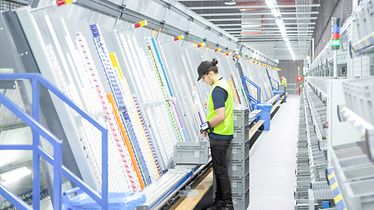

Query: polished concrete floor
[[248, 95, 300, 210]]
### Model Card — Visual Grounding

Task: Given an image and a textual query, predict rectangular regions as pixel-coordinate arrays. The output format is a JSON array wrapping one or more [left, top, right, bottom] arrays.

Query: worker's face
[[202, 72, 214, 86]]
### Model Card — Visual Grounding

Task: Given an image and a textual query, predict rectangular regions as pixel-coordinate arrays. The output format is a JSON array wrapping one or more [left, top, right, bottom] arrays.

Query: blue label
[[90, 24, 100, 38], [333, 25, 340, 33]]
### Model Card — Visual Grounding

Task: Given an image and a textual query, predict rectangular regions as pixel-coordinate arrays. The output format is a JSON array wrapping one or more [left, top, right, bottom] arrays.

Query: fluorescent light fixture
[[266, 0, 295, 60], [241, 24, 262, 28], [225, 0, 236, 6], [271, 8, 281, 18], [0, 167, 31, 185], [275, 18, 283, 27], [265, 0, 276, 9]]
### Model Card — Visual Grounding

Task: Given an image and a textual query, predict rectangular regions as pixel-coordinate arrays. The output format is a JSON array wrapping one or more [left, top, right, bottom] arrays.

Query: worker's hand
[[199, 130, 208, 138], [200, 121, 211, 133]]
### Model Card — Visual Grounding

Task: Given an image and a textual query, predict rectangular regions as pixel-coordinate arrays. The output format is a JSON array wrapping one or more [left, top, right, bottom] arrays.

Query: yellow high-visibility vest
[[207, 78, 234, 136], [281, 78, 287, 87]]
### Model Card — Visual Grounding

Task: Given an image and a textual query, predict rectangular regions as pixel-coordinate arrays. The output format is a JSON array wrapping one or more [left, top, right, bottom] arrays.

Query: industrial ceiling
[[179, 0, 320, 61]]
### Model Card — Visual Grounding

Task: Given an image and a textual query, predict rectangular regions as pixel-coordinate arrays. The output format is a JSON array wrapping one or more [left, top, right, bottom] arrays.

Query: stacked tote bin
[[173, 141, 210, 165], [212, 108, 250, 210]]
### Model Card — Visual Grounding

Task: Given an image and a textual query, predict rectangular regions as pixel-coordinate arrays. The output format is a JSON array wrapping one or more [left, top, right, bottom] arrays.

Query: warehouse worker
[[280, 75, 287, 103], [197, 59, 234, 210]]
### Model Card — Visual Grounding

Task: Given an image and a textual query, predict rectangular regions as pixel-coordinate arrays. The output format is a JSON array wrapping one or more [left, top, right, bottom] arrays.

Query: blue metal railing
[[241, 76, 261, 110], [271, 78, 280, 91], [0, 73, 109, 210], [265, 69, 280, 92]]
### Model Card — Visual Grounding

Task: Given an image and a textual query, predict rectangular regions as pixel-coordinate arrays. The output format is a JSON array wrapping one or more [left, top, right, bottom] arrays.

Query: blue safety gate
[[265, 68, 281, 95], [241, 75, 261, 110], [0, 73, 109, 210], [240, 75, 272, 130]]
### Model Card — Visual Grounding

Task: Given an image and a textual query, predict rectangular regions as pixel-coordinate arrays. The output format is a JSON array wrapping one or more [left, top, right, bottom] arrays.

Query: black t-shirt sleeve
[[212, 86, 228, 109]]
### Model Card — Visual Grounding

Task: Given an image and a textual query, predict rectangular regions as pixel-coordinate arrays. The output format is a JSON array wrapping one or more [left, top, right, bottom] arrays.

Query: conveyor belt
[[173, 170, 213, 210], [141, 164, 209, 209]]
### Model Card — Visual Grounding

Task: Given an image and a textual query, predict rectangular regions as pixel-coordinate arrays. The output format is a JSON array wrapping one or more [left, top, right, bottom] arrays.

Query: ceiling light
[[265, 0, 276, 9], [275, 18, 283, 27], [225, 0, 236, 6], [270, 8, 281, 18], [241, 24, 261, 28]]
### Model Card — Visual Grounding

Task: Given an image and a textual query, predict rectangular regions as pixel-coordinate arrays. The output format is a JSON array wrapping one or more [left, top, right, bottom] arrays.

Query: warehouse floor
[[248, 95, 300, 210]]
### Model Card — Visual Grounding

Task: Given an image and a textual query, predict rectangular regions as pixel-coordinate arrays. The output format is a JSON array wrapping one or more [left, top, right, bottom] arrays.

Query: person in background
[[280, 75, 287, 103], [197, 59, 235, 210]]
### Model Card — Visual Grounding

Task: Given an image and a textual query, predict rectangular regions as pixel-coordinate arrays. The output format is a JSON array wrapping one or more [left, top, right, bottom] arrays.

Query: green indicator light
[[332, 39, 340, 46], [331, 39, 340, 50]]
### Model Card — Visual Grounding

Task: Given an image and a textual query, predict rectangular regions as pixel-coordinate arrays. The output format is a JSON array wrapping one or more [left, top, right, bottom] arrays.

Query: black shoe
[[205, 200, 225, 210], [214, 205, 234, 210], [223, 203, 234, 210], [205, 206, 217, 210], [210, 200, 234, 210], [219, 198, 234, 210]]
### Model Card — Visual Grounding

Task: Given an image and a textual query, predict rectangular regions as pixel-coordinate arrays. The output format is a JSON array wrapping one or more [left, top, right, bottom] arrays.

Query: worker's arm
[[200, 86, 227, 136], [199, 107, 225, 137], [208, 107, 225, 128]]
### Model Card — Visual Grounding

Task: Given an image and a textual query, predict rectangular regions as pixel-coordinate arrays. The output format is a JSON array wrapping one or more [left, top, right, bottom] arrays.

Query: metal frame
[[239, 39, 312, 42], [0, 74, 109, 210], [265, 69, 280, 92], [209, 17, 317, 22], [187, 4, 321, 10], [225, 28, 315, 31], [200, 11, 319, 17], [216, 23, 316, 27], [337, 105, 374, 161], [241, 75, 261, 110], [16, 8, 103, 189], [233, 33, 313, 36], [40, 0, 277, 65]]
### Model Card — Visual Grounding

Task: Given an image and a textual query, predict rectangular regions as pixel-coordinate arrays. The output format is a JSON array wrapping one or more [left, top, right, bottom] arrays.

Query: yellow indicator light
[[196, 42, 206, 48], [133, 20, 147, 29], [56, 0, 74, 6], [173, 35, 184, 41]]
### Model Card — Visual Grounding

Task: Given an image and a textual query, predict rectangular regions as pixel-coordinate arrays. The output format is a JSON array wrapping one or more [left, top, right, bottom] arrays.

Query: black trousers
[[209, 137, 232, 203]]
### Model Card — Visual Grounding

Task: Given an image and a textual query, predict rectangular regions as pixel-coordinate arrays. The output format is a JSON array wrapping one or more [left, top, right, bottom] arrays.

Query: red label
[[332, 33, 340, 40], [56, 0, 65, 6]]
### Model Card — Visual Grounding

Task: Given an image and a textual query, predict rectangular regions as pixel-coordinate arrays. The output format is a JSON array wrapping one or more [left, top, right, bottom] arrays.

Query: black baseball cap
[[197, 61, 214, 81]]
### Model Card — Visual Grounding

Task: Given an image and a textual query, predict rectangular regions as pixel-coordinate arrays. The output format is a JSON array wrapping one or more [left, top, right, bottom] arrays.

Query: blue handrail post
[[273, 79, 280, 91], [53, 140, 62, 210], [32, 79, 41, 210], [240, 77, 253, 110], [257, 85, 261, 103], [102, 129, 108, 210]]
